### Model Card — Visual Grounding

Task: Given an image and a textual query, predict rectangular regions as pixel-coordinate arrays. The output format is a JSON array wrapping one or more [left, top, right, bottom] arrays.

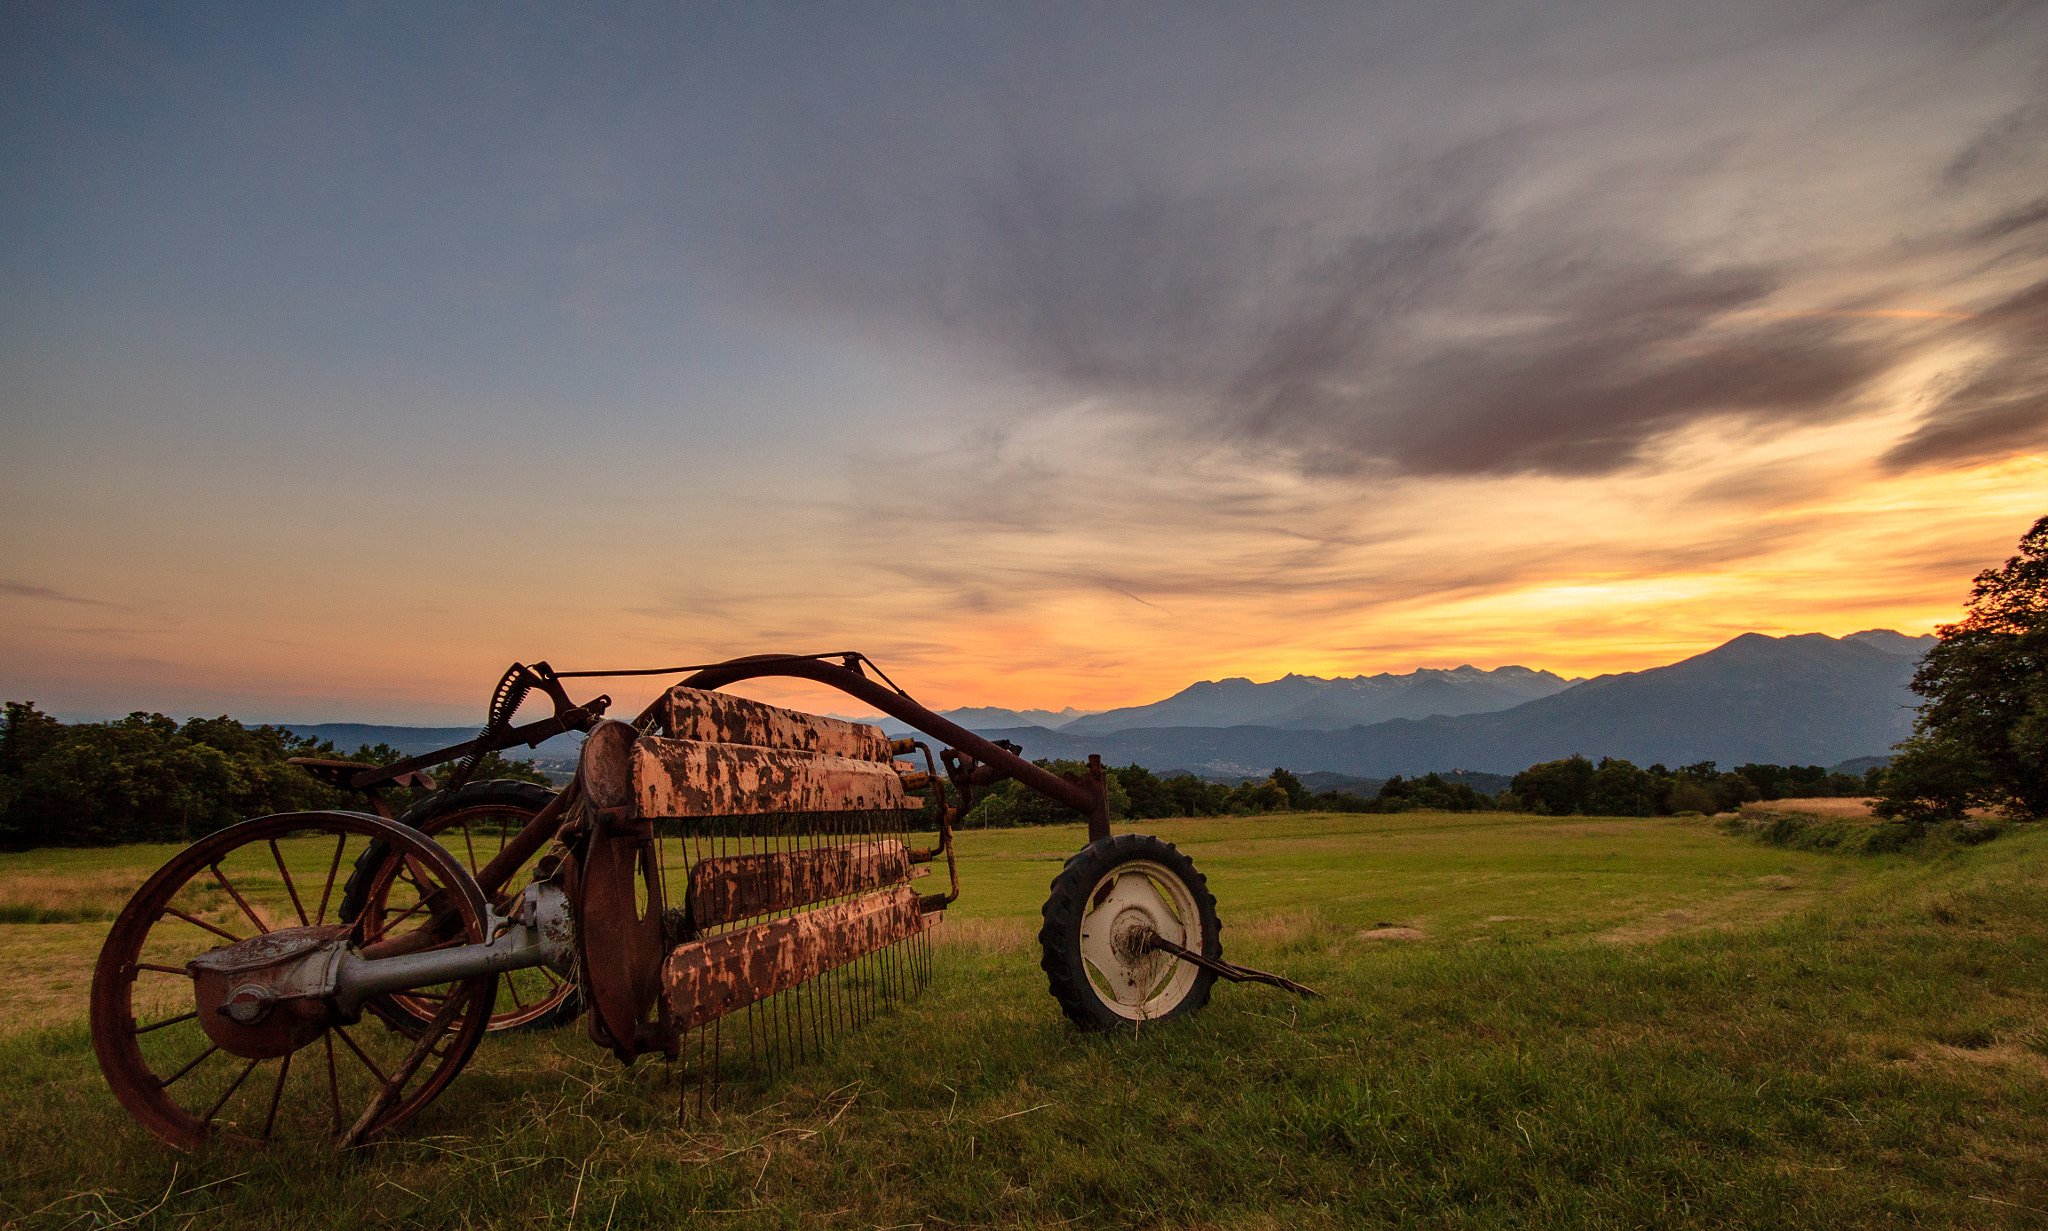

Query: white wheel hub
[[1077, 859, 1202, 1021]]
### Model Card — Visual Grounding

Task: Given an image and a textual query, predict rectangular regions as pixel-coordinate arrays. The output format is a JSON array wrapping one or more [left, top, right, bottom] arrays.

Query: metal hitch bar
[[1144, 933, 1322, 999]]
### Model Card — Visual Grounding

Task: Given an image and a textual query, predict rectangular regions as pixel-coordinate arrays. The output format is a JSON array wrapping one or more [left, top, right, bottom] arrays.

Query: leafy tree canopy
[[0, 704, 551, 849], [1877, 514, 2048, 821]]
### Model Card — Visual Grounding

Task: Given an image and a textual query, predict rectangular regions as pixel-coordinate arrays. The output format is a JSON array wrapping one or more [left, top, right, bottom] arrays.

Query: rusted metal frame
[[901, 740, 959, 906], [664, 655, 1112, 842], [336, 985, 472, 1149], [659, 687, 893, 761], [684, 839, 917, 934], [632, 739, 911, 817], [345, 702, 607, 793], [468, 779, 580, 901]]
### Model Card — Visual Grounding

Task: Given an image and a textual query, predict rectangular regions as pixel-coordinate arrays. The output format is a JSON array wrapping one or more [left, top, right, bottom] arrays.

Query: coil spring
[[443, 663, 534, 792]]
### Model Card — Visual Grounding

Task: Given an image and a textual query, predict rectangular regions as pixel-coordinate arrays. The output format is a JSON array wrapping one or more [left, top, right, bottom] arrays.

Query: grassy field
[[0, 810, 2043, 1228]]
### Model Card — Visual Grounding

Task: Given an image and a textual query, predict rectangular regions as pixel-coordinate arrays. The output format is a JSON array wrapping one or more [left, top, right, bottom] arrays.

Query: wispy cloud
[[1880, 274, 2048, 471], [707, 5, 2048, 491], [0, 580, 125, 609]]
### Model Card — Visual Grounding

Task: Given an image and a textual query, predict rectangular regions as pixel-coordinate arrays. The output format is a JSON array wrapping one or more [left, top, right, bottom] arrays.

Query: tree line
[[1869, 515, 2047, 823], [955, 756, 1876, 826], [0, 703, 546, 850]]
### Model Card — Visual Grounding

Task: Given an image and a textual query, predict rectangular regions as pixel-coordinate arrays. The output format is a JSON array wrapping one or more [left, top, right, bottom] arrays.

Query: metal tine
[[673, 798, 935, 1116], [773, 810, 793, 1075]]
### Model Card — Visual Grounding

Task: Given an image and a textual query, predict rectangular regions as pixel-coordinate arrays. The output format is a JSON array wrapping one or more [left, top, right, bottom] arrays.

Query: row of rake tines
[[656, 806, 934, 1119]]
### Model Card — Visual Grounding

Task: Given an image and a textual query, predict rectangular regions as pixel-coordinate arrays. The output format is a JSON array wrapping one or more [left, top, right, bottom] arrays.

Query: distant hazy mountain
[[953, 631, 1931, 777], [276, 723, 584, 758], [1841, 629, 1937, 657], [939, 705, 1097, 730], [852, 706, 1096, 737], [1059, 664, 1580, 734]]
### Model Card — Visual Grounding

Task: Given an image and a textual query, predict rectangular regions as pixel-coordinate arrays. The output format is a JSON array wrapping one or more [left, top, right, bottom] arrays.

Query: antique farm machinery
[[90, 652, 1312, 1149]]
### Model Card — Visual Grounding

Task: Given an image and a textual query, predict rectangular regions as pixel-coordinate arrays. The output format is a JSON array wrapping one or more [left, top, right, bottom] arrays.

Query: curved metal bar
[[666, 654, 1111, 840]]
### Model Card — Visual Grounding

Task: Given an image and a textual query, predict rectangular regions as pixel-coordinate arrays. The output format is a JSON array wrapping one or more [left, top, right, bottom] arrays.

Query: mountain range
[[1059, 664, 1581, 733], [284, 629, 1933, 780], [925, 705, 1097, 730], [926, 629, 1933, 778], [273, 723, 585, 759]]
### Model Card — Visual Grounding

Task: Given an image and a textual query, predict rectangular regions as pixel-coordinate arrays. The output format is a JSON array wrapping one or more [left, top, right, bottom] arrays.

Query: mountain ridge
[[1059, 663, 1584, 734], [928, 630, 1933, 777]]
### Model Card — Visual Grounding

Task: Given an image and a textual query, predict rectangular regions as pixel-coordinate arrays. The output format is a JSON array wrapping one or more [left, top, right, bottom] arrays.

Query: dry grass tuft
[[1358, 926, 1427, 941], [1740, 797, 1878, 818]]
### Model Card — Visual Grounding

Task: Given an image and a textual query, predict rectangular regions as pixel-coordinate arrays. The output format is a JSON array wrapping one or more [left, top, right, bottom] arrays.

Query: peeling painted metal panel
[[633, 737, 910, 817], [664, 885, 936, 1031], [661, 687, 891, 761], [687, 840, 918, 927]]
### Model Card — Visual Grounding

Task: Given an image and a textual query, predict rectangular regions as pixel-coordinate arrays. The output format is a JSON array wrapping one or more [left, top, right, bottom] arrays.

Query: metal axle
[[189, 884, 577, 1042]]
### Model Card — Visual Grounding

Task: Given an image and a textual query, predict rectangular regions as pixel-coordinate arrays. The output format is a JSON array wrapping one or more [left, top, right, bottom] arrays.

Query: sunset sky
[[4, 2, 2045, 725]]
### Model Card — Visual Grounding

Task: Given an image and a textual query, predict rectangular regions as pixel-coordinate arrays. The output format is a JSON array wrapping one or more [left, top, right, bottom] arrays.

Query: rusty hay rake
[[89, 652, 1314, 1150]]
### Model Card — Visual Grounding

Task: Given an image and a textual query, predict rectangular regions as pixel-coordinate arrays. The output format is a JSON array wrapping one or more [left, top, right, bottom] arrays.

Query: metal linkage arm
[[1144, 933, 1322, 999], [342, 662, 611, 792]]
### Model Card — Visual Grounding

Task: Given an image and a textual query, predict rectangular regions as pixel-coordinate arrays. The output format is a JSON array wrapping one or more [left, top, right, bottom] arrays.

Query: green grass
[[2, 812, 2044, 1228]]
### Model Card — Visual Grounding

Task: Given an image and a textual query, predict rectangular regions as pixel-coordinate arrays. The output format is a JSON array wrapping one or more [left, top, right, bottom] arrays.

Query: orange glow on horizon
[[1, 426, 2038, 722]]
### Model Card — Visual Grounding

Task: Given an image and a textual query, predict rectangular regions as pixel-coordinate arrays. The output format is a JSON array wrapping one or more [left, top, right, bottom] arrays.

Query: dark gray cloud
[[706, 1, 2048, 481], [1880, 273, 2048, 470]]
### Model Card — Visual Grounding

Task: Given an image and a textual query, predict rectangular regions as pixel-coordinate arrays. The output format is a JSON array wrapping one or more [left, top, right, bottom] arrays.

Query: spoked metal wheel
[[1039, 834, 1221, 1029], [341, 780, 580, 1032], [90, 812, 496, 1150]]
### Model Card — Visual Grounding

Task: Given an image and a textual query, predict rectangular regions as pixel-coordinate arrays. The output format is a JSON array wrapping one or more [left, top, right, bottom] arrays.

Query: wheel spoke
[[134, 1011, 197, 1036], [1135, 874, 1187, 928], [135, 963, 190, 976], [370, 896, 432, 937], [316, 834, 348, 924], [261, 1051, 293, 1140], [270, 840, 310, 926], [200, 1056, 262, 1127], [329, 790, 558, 1042], [332, 1024, 390, 1086], [157, 1044, 219, 1089], [324, 1032, 343, 1131], [397, 856, 437, 898], [162, 907, 241, 944], [209, 863, 271, 934]]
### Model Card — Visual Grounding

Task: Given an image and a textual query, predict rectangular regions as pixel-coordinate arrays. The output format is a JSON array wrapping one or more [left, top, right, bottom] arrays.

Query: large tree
[[1877, 515, 2048, 821]]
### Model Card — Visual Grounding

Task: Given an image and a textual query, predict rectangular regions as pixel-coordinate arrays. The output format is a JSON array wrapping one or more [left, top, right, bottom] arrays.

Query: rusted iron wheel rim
[[90, 811, 496, 1150], [348, 781, 580, 1033]]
